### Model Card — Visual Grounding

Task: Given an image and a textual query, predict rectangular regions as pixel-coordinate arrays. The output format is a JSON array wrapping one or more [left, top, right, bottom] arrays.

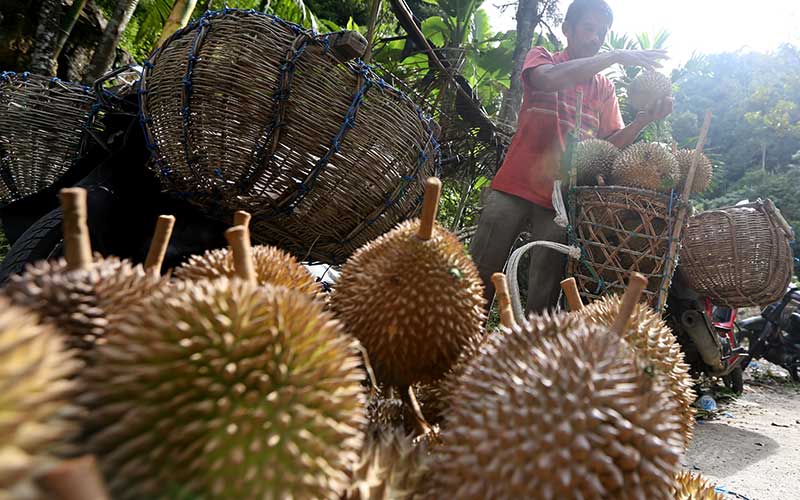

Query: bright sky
[[484, 0, 800, 69]]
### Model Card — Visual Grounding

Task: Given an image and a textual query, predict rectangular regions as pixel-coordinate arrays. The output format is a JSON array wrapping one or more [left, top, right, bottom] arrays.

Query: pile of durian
[[573, 71, 713, 194], [1, 181, 725, 499]]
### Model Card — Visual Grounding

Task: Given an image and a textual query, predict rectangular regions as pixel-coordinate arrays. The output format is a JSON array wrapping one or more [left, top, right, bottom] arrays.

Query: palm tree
[[84, 0, 142, 83]]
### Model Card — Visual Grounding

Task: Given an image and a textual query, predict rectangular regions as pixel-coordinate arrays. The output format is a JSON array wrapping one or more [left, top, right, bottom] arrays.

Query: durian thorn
[[491, 272, 517, 329], [59, 187, 92, 271], [401, 385, 434, 437], [416, 177, 442, 241], [225, 225, 257, 284], [560, 277, 584, 312], [36, 455, 110, 500], [355, 342, 379, 396], [233, 210, 251, 228], [144, 215, 176, 276], [610, 272, 648, 337]]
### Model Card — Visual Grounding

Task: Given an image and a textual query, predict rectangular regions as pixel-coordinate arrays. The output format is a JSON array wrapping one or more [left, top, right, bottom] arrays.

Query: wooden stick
[[417, 177, 442, 241], [37, 455, 110, 500], [363, 0, 382, 63], [492, 272, 517, 329], [144, 215, 175, 275], [681, 110, 713, 200], [610, 273, 648, 337], [401, 385, 434, 437], [233, 210, 251, 228], [59, 188, 92, 271], [225, 225, 256, 284], [560, 277, 584, 312]]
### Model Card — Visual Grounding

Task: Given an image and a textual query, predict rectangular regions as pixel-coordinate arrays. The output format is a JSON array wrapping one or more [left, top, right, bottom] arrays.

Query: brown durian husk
[[425, 312, 683, 500], [611, 142, 679, 192], [672, 471, 723, 500], [675, 149, 713, 194], [0, 296, 80, 500], [174, 244, 319, 295], [578, 296, 696, 447], [77, 277, 367, 500]]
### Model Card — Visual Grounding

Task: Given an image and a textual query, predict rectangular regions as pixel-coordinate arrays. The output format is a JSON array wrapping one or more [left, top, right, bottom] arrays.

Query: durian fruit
[[4, 190, 172, 361], [578, 295, 697, 447], [425, 310, 683, 499], [611, 142, 680, 192], [331, 177, 485, 389], [675, 149, 713, 194], [672, 471, 723, 500], [342, 429, 429, 500], [0, 296, 79, 499], [627, 70, 672, 111], [77, 226, 367, 500], [574, 139, 620, 186]]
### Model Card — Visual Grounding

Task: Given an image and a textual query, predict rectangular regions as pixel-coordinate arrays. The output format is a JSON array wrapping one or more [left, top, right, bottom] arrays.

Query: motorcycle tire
[[723, 365, 744, 394], [0, 208, 64, 284]]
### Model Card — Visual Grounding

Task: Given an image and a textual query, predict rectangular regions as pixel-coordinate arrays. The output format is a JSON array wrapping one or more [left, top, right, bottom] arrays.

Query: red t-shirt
[[491, 47, 624, 208]]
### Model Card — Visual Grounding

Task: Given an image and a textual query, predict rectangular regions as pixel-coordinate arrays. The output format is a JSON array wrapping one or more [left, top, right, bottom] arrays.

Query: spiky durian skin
[[628, 71, 672, 111], [675, 149, 713, 194], [426, 313, 683, 500], [342, 429, 429, 500], [575, 139, 621, 185], [174, 244, 319, 295], [0, 297, 79, 499], [78, 279, 366, 500], [4, 256, 167, 359], [673, 471, 723, 500], [331, 219, 485, 388], [578, 297, 696, 447], [611, 142, 679, 192]]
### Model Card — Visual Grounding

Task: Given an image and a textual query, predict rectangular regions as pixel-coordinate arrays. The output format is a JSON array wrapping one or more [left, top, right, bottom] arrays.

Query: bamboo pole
[[144, 215, 175, 276], [363, 0, 383, 63], [59, 188, 92, 271], [417, 177, 442, 241]]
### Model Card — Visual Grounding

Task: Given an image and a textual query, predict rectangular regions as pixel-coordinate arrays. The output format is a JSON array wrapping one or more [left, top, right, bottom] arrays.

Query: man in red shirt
[[470, 0, 673, 315]]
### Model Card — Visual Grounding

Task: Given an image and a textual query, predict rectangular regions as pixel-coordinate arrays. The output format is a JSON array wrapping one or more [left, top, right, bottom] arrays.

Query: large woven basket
[[139, 9, 439, 263], [0, 72, 101, 206], [568, 186, 686, 310], [679, 199, 794, 307]]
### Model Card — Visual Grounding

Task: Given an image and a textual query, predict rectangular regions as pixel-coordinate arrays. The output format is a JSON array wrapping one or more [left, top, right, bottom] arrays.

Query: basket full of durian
[[566, 71, 714, 310]]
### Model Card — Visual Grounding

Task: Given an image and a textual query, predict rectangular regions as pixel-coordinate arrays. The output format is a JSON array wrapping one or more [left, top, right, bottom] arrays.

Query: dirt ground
[[684, 363, 800, 500]]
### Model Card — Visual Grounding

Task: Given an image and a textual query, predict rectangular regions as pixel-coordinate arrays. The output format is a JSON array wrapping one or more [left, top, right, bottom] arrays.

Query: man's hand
[[613, 49, 669, 70], [634, 97, 674, 125]]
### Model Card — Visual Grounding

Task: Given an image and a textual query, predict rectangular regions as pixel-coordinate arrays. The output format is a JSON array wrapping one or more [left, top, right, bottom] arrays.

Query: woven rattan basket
[[139, 9, 439, 263], [568, 186, 685, 310], [0, 72, 101, 206], [679, 199, 794, 307]]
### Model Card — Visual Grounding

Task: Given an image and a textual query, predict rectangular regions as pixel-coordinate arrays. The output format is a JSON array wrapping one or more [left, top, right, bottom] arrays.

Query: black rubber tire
[[723, 365, 745, 394], [0, 208, 64, 284]]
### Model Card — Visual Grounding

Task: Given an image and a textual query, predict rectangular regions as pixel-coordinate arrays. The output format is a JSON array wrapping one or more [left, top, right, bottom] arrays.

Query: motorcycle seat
[[738, 315, 766, 331]]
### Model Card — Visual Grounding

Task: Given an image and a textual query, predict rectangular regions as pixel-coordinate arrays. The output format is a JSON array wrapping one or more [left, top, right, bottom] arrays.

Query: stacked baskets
[[139, 9, 439, 264]]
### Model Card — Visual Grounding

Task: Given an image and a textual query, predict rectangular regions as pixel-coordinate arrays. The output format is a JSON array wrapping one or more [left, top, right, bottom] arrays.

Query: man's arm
[[605, 98, 674, 149], [526, 49, 667, 92]]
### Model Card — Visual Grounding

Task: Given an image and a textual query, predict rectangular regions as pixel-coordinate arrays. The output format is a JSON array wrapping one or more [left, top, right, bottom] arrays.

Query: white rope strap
[[552, 180, 569, 228], [506, 240, 582, 325]]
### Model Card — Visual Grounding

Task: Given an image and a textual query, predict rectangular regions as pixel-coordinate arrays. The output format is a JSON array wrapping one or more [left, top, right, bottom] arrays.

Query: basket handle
[[764, 198, 795, 240]]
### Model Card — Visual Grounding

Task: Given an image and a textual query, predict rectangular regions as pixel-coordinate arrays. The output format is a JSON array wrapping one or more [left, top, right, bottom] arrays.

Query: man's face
[[564, 10, 610, 59]]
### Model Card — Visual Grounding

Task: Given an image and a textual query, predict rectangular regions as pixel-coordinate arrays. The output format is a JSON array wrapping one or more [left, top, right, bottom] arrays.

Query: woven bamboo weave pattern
[[568, 186, 685, 309], [140, 9, 438, 263], [0, 72, 100, 206], [679, 199, 793, 307]]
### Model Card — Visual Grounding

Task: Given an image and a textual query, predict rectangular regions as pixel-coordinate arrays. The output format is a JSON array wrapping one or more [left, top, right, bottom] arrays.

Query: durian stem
[[144, 215, 175, 275], [492, 272, 517, 329], [401, 385, 434, 437], [417, 177, 442, 241], [225, 225, 257, 284], [37, 455, 110, 500], [611, 273, 648, 337], [560, 277, 584, 312], [233, 210, 251, 228], [59, 188, 92, 271], [355, 342, 379, 396]]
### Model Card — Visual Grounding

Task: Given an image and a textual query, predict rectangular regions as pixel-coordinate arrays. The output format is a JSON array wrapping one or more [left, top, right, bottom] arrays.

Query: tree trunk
[[83, 0, 141, 83], [52, 0, 90, 61], [29, 0, 63, 75], [157, 0, 199, 46], [499, 0, 539, 124]]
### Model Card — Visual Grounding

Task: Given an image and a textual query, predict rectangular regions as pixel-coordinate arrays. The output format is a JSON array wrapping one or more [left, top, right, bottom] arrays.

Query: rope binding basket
[[0, 72, 103, 207], [139, 8, 439, 264], [679, 198, 794, 307]]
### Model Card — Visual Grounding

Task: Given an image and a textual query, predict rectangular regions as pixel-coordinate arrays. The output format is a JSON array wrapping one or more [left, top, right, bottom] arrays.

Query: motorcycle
[[737, 287, 800, 382]]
